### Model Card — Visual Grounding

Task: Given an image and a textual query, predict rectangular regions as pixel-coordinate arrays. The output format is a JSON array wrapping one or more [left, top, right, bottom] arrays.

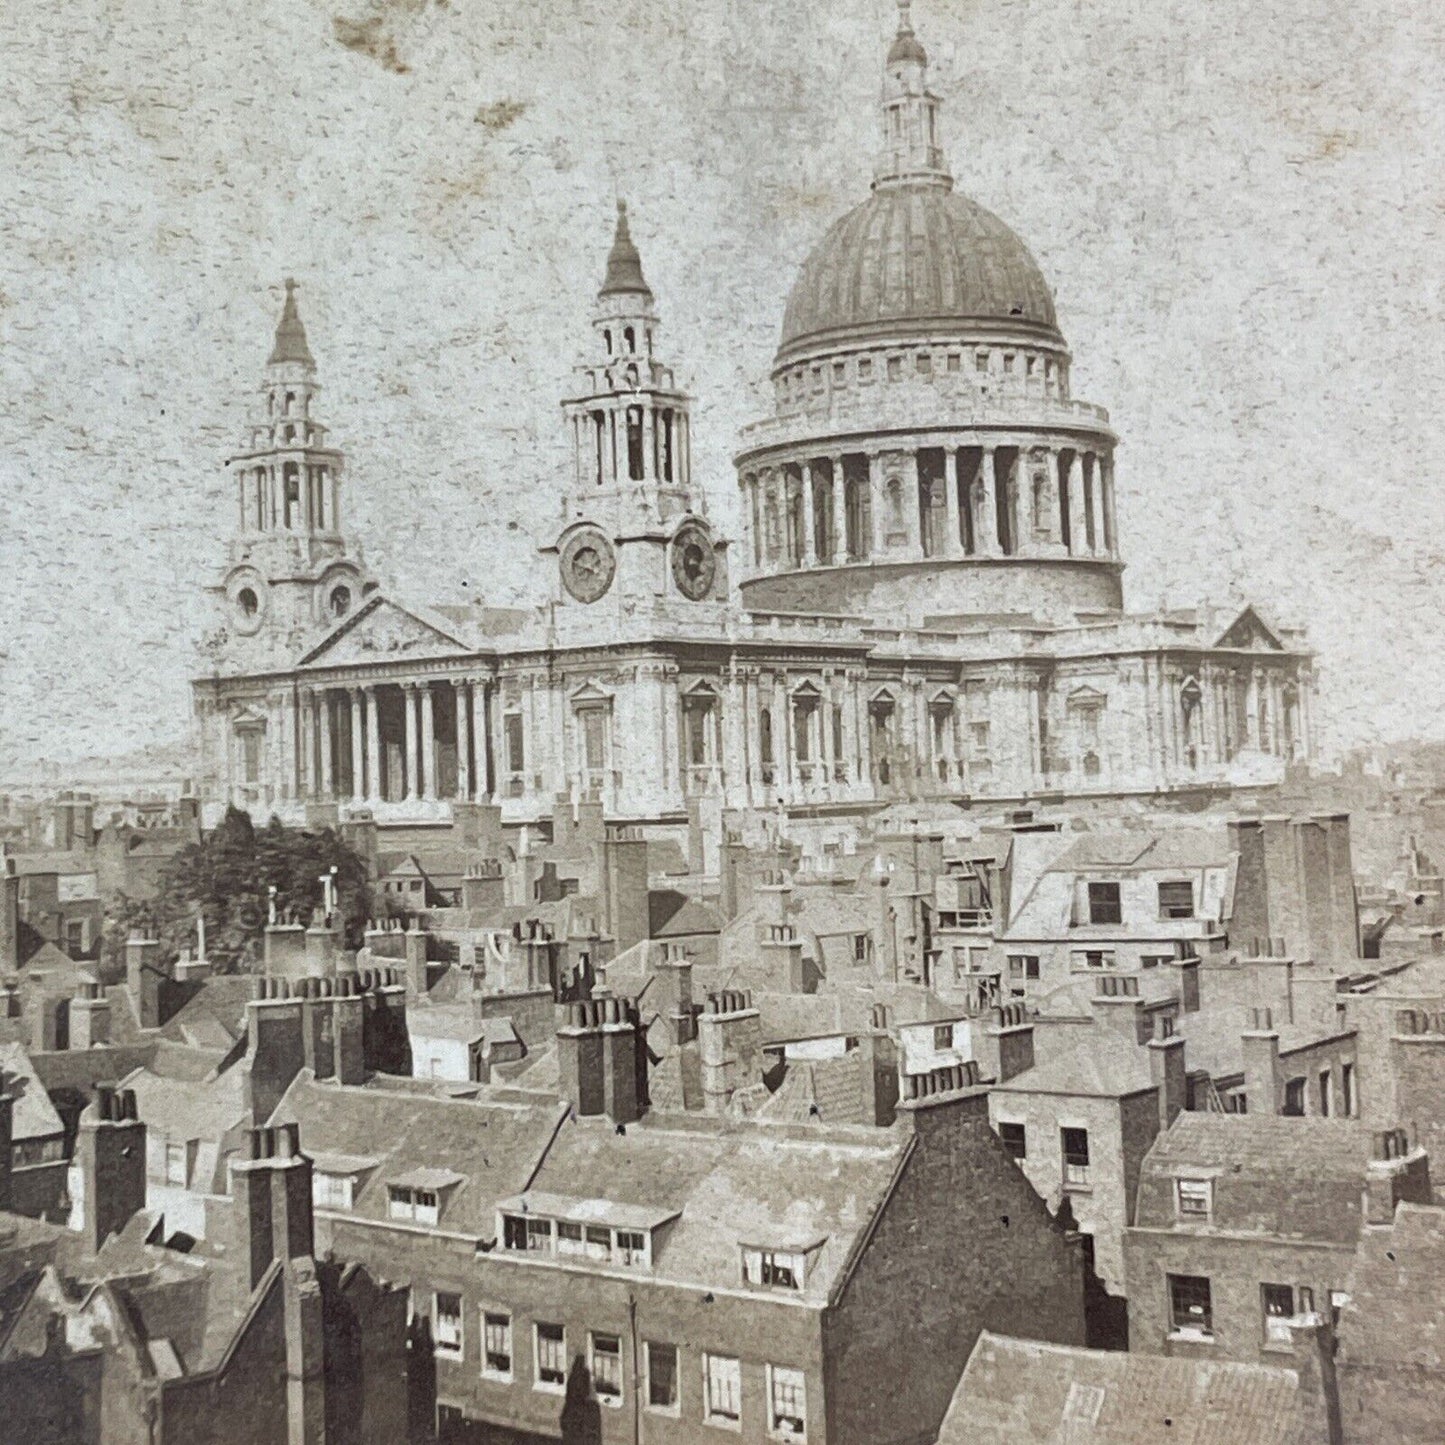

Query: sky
[[1, 0, 1443, 775]]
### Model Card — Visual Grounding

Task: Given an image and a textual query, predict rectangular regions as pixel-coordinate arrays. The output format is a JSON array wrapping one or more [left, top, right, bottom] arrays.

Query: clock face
[[671, 522, 716, 601], [560, 528, 616, 603]]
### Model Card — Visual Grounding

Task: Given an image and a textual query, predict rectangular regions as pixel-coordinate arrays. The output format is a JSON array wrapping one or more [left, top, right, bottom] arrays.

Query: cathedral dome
[[776, 185, 1060, 368]]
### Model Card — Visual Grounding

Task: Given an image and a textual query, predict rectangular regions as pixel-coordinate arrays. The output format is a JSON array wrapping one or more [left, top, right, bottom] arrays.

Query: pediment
[[1067, 685, 1108, 709], [1215, 606, 1284, 652], [300, 594, 473, 668]]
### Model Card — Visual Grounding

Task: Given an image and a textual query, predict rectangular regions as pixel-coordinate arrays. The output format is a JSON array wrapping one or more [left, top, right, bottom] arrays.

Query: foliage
[[100, 807, 373, 974]]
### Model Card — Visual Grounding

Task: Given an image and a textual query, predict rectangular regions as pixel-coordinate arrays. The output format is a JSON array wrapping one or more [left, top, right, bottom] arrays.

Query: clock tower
[[546, 203, 726, 618], [207, 280, 373, 673]]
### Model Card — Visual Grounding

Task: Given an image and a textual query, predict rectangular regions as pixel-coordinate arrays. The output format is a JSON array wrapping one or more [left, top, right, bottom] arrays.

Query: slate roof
[[755, 1053, 873, 1126], [993, 1025, 1155, 1099], [517, 1111, 906, 1303], [0, 1043, 66, 1140], [267, 1073, 566, 1236], [940, 1331, 1306, 1444]]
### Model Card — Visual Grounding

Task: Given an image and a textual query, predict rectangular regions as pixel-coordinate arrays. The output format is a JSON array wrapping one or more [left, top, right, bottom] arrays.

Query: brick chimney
[[601, 826, 649, 956], [698, 990, 764, 1115], [1287, 1314, 1344, 1445], [76, 1084, 146, 1253], [983, 1002, 1035, 1083], [651, 945, 695, 1046], [285, 1257, 327, 1445], [70, 976, 112, 1050], [32, 994, 68, 1052], [755, 869, 793, 931], [1090, 975, 1147, 1043], [230, 1122, 315, 1291], [895, 1062, 987, 1139], [556, 996, 644, 1124], [1365, 1128, 1432, 1225], [126, 935, 168, 1030], [759, 923, 806, 993], [402, 925, 430, 999], [246, 978, 307, 1125], [856, 1030, 901, 1126], [1147, 1021, 1187, 1133], [461, 859, 506, 920], [0, 857, 18, 976], [1242, 1008, 1281, 1115]]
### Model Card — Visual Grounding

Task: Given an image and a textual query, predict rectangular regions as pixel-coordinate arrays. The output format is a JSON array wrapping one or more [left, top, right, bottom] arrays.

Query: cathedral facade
[[192, 4, 1315, 836]]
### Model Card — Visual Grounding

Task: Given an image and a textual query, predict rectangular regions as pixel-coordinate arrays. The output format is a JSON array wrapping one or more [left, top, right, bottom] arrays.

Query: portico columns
[[455, 682, 471, 800], [403, 683, 420, 800], [471, 682, 491, 801], [830, 455, 847, 562], [943, 449, 962, 556], [349, 688, 365, 803], [1012, 450, 1030, 556], [420, 684, 437, 800], [317, 691, 335, 800], [298, 690, 314, 798], [365, 685, 382, 801], [868, 452, 886, 556]]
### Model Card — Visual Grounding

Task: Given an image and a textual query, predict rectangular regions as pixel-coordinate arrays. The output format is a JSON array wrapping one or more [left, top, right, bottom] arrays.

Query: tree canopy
[[100, 808, 373, 977]]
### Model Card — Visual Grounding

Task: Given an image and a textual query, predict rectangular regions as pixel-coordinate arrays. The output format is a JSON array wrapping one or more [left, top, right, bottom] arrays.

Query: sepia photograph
[[0, 0, 1441, 1439]]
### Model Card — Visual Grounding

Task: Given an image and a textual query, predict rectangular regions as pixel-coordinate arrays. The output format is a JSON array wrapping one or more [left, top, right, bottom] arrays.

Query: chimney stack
[[982, 1002, 1035, 1083], [403, 925, 430, 999], [76, 1084, 146, 1253], [126, 935, 168, 1030], [601, 826, 649, 956], [0, 1072, 13, 1213], [461, 859, 506, 920], [652, 945, 695, 1046], [0, 857, 18, 976], [1365, 1127, 1432, 1225], [1287, 1314, 1345, 1445], [556, 996, 645, 1124], [1147, 1020, 1187, 1132], [70, 976, 112, 1050], [230, 1122, 315, 1292], [1242, 1008, 1281, 1115], [698, 990, 764, 1115]]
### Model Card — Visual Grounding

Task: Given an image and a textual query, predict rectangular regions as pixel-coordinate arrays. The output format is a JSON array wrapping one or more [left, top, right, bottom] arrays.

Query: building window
[[768, 1365, 807, 1438], [858, 357, 873, 381], [1169, 1274, 1213, 1339], [997, 1122, 1027, 1159], [742, 1247, 804, 1291], [1141, 954, 1172, 970], [933, 1023, 953, 1050], [504, 712, 525, 778], [590, 1333, 623, 1405], [1318, 1069, 1332, 1116], [388, 1185, 439, 1227], [1283, 1077, 1307, 1117], [645, 1341, 679, 1411], [1061, 1128, 1091, 1189], [163, 1142, 188, 1187], [1007, 955, 1040, 983], [1262, 1283, 1314, 1346], [434, 1292, 463, 1359], [1341, 1062, 1355, 1116], [1087, 882, 1122, 925], [313, 1171, 353, 1210], [329, 584, 351, 618], [1075, 949, 1116, 971], [975, 351, 989, 372], [1157, 880, 1195, 919], [616, 1229, 648, 1266], [1176, 1178, 1212, 1219], [482, 1310, 512, 1380], [535, 1323, 567, 1391], [886, 356, 902, 381], [704, 1353, 742, 1427]]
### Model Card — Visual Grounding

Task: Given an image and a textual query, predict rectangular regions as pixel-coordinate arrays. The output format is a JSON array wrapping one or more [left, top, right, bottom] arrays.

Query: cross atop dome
[[267, 277, 315, 369], [598, 200, 653, 302], [875, 0, 951, 191]]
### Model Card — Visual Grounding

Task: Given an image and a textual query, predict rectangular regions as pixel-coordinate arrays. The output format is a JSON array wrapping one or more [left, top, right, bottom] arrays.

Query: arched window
[[237, 587, 259, 618], [592, 411, 606, 486], [759, 708, 775, 784], [624, 326, 636, 354], [329, 585, 352, 618], [254, 468, 267, 530], [626, 407, 645, 481], [660, 409, 674, 482], [283, 463, 300, 529], [603, 329, 613, 354], [284, 391, 295, 417]]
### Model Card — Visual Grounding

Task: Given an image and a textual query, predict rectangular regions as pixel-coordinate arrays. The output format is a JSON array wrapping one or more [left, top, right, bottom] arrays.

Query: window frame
[[534, 1321, 567, 1394], [480, 1307, 512, 1381], [1157, 879, 1195, 920], [767, 1363, 808, 1440], [433, 1290, 464, 1360], [1086, 881, 1123, 925], [1261, 1282, 1313, 1347], [589, 1331, 624, 1407], [742, 1246, 805, 1292], [703, 1351, 743, 1429], [1175, 1178, 1212, 1220], [644, 1339, 680, 1415], [1061, 1127, 1091, 1190], [1168, 1273, 1214, 1340], [997, 1121, 1027, 1160]]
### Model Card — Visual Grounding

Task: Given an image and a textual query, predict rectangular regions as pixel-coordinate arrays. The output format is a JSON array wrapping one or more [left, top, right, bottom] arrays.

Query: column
[[420, 684, 437, 800], [297, 690, 313, 798], [1091, 459, 1108, 557], [1012, 450, 1030, 556], [365, 685, 382, 801], [857, 682, 874, 793], [1068, 453, 1087, 557], [801, 462, 817, 567], [978, 446, 999, 554], [455, 682, 471, 800], [868, 452, 886, 556], [403, 683, 420, 800], [471, 682, 491, 801], [943, 449, 962, 557], [349, 688, 365, 803], [1245, 670, 1261, 749], [830, 455, 847, 562], [642, 405, 656, 484], [1101, 455, 1118, 556], [317, 691, 335, 800]]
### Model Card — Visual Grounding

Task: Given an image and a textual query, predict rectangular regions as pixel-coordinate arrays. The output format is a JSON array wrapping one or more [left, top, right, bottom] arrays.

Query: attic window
[[1176, 1178, 1212, 1219], [742, 1246, 805, 1291], [314, 1172, 354, 1210], [388, 1185, 439, 1227]]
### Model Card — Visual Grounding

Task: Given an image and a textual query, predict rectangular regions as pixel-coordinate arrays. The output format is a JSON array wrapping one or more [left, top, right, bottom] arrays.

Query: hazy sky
[[2, 0, 1443, 773]]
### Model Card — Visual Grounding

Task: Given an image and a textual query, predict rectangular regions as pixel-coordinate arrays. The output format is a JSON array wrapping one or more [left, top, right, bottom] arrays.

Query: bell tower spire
[[874, 0, 952, 192]]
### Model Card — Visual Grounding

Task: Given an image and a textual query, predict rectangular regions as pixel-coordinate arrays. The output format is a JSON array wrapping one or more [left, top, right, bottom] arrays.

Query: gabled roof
[[298, 592, 477, 669], [993, 1026, 1155, 1099], [0, 1043, 66, 1140], [940, 1331, 1306, 1444]]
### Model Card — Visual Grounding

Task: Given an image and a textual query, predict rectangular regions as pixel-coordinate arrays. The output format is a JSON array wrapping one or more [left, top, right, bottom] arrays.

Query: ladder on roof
[[1197, 1073, 1228, 1114]]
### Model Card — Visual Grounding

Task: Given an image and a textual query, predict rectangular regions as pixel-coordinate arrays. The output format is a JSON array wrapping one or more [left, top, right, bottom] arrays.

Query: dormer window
[[741, 1246, 807, 1291], [389, 1186, 439, 1227], [497, 1194, 672, 1269], [314, 1172, 354, 1210], [1176, 1178, 1212, 1219]]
